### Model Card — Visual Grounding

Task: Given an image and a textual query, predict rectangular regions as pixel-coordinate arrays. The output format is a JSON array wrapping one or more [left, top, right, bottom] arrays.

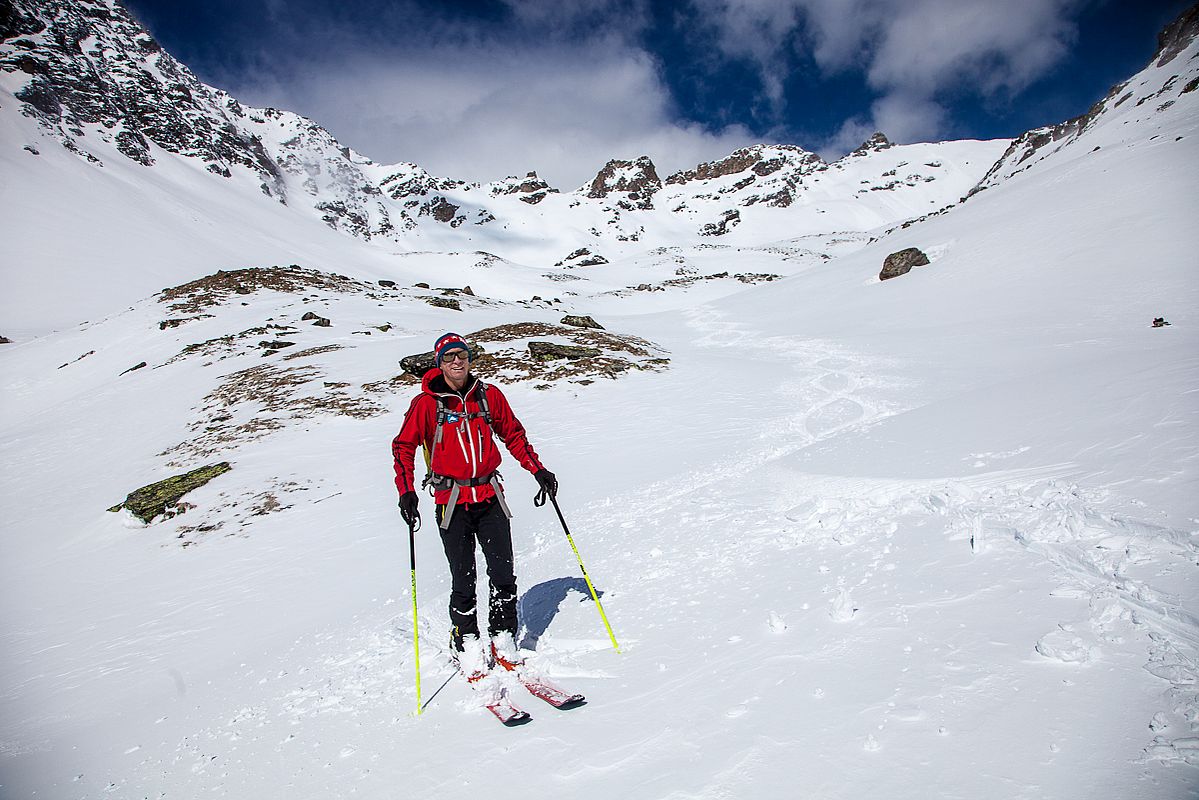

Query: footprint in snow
[[829, 589, 858, 622], [817, 372, 851, 392], [805, 398, 865, 438], [1035, 627, 1094, 664]]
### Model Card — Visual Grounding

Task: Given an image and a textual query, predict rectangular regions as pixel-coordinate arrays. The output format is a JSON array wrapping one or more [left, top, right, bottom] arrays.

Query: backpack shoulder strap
[[474, 380, 496, 429], [432, 393, 449, 447]]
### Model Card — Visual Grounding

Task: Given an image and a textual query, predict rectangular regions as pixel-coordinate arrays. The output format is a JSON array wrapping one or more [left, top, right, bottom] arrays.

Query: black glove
[[534, 469, 558, 498], [398, 491, 421, 530]]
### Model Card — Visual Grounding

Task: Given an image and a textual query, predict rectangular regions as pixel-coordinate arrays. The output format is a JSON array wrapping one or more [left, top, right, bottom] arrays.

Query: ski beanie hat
[[434, 332, 471, 365]]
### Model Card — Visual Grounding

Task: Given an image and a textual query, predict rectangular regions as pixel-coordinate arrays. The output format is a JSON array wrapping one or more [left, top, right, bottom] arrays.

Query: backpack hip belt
[[428, 471, 513, 529]]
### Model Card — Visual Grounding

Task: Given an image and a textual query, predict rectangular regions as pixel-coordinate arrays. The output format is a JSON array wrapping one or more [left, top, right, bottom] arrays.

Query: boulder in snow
[[556, 247, 609, 267], [879, 247, 930, 281], [560, 315, 605, 330], [427, 297, 461, 311], [528, 341, 601, 361], [108, 462, 232, 524]]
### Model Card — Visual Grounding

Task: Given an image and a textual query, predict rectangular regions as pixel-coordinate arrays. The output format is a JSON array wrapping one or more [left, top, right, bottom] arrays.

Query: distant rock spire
[[850, 132, 893, 157], [584, 155, 662, 210]]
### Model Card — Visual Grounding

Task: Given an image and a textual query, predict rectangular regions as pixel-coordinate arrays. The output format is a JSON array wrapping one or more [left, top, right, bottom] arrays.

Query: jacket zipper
[[437, 382, 487, 504]]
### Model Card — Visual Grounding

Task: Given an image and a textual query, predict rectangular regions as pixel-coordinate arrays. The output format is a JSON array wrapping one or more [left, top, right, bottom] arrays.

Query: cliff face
[[3, 0, 279, 177], [1, 0, 399, 237]]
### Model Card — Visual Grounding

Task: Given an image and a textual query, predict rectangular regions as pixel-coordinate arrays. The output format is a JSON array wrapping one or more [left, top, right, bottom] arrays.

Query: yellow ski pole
[[407, 517, 423, 715], [537, 488, 621, 653]]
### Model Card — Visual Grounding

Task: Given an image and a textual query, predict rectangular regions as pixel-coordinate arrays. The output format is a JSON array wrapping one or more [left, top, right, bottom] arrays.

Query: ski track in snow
[[141, 304, 1199, 793], [557, 304, 1199, 775], [53, 296, 1199, 797]]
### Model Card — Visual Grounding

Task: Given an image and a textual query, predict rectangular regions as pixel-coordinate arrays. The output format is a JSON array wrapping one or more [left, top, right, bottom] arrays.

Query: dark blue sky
[[121, 0, 1194, 186]]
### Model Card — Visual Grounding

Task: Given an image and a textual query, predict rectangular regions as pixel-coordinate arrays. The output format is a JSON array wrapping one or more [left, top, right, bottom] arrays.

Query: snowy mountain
[[1, 0, 1005, 335], [1, 1, 1197, 799], [971, 4, 1199, 195]]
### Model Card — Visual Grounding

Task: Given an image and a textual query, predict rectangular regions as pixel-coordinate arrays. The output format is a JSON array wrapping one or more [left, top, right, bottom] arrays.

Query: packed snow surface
[[2, 11, 1199, 800]]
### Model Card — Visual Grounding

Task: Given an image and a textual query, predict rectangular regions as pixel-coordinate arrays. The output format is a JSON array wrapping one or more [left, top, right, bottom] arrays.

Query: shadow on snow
[[518, 576, 603, 650]]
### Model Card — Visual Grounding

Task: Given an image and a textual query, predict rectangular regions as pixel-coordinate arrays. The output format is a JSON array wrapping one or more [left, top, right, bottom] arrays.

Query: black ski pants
[[436, 497, 517, 645]]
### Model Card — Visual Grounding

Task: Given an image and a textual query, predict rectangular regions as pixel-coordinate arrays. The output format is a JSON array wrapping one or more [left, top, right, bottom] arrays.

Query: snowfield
[[2, 6, 1199, 800]]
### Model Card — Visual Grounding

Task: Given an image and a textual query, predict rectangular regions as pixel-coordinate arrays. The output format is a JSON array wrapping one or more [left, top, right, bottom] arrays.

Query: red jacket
[[392, 369, 545, 505]]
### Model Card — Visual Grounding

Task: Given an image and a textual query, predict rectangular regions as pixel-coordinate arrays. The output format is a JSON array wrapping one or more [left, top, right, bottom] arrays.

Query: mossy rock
[[561, 315, 605, 330], [108, 462, 232, 523], [528, 341, 601, 361]]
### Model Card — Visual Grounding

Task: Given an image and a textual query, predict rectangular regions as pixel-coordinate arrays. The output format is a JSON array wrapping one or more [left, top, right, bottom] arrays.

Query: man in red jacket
[[393, 332, 557, 677]]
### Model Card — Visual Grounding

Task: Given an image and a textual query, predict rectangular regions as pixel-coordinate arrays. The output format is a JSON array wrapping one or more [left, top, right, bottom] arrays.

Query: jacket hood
[[421, 367, 480, 400]]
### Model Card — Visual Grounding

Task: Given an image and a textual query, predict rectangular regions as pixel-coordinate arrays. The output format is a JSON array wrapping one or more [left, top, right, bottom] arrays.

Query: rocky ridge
[[1, 0, 400, 237], [0, 0, 1008, 256], [969, 4, 1199, 195], [664, 144, 827, 210]]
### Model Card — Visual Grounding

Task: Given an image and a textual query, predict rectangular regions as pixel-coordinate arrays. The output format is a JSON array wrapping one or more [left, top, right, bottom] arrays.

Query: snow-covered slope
[[1, 2, 1197, 799]]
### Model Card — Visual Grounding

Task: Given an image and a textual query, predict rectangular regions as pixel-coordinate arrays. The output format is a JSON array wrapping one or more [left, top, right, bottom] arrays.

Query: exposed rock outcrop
[[1155, 3, 1199, 67], [529, 341, 601, 361], [584, 156, 662, 210], [556, 247, 609, 267], [396, 323, 669, 385], [665, 145, 826, 209], [701, 209, 741, 236], [668, 144, 822, 185], [421, 196, 464, 226], [1, 0, 395, 237], [158, 265, 368, 313], [850, 132, 894, 157], [491, 171, 558, 205], [967, 4, 1199, 198]]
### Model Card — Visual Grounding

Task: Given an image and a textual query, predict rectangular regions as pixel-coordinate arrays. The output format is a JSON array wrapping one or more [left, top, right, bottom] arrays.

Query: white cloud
[[820, 117, 878, 159], [185, 0, 1085, 184], [818, 93, 946, 158], [690, 0, 1084, 152], [870, 92, 948, 141], [864, 0, 1079, 96], [211, 6, 755, 187]]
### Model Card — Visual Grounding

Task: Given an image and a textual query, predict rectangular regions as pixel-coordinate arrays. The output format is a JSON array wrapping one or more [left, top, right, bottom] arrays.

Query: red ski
[[466, 675, 532, 726], [515, 672, 586, 709], [491, 646, 586, 710], [484, 693, 532, 726], [459, 663, 532, 726]]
